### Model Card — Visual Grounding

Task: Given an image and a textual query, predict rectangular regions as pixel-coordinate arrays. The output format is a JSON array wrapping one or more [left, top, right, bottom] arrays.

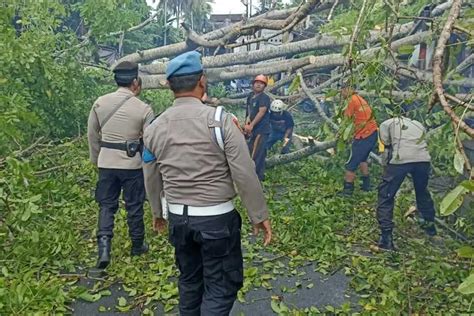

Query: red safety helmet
[[253, 74, 268, 85]]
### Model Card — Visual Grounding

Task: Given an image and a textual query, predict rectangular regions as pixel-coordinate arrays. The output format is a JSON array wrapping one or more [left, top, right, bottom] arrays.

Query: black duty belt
[[100, 141, 127, 151]]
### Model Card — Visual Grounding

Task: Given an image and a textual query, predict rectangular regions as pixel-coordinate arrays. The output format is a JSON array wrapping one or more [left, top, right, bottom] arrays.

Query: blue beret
[[166, 51, 203, 80]]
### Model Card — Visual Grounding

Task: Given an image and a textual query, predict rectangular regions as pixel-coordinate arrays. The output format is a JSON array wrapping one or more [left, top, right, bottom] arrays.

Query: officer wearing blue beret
[[143, 51, 272, 315]]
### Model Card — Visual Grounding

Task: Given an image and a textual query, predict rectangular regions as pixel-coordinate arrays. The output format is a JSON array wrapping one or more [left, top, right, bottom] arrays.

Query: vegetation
[[0, 0, 472, 314]]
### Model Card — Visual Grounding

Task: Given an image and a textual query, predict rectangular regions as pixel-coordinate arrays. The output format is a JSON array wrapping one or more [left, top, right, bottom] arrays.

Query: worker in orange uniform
[[339, 84, 378, 196]]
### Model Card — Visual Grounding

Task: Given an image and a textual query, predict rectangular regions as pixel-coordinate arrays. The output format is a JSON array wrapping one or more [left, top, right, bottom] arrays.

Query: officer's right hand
[[153, 218, 167, 233], [253, 219, 272, 246]]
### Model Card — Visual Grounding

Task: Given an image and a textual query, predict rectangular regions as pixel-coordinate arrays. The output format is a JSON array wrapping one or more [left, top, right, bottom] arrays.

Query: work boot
[[419, 219, 437, 236], [96, 236, 111, 269], [378, 230, 395, 250], [338, 181, 354, 196], [131, 240, 149, 257], [361, 175, 371, 192]]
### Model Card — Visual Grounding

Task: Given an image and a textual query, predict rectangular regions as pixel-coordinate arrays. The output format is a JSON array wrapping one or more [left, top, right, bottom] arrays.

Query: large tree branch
[[226, 0, 321, 49], [109, 10, 160, 37], [141, 21, 416, 75], [266, 140, 336, 167], [117, 8, 296, 64], [141, 31, 432, 89], [431, 0, 474, 138]]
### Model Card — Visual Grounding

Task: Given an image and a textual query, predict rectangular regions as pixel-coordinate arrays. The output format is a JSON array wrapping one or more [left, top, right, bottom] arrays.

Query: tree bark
[[266, 140, 336, 167], [117, 8, 297, 64], [431, 0, 474, 138], [141, 31, 432, 88]]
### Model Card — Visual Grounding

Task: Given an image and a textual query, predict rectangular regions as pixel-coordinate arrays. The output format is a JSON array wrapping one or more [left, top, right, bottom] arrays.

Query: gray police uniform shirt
[[143, 97, 269, 225], [379, 116, 431, 165], [87, 87, 154, 169]]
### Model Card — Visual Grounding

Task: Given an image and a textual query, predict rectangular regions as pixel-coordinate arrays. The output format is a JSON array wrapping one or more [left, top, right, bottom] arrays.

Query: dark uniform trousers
[[168, 208, 244, 316], [248, 133, 269, 181], [95, 168, 146, 241], [266, 130, 292, 154], [377, 162, 435, 231]]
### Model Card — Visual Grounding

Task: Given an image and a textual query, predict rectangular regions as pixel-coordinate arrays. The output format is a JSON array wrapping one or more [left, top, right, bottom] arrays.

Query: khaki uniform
[[87, 87, 154, 169], [143, 97, 269, 224], [87, 86, 154, 254]]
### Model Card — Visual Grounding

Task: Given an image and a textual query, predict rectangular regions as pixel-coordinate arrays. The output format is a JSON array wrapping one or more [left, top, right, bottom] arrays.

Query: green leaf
[[380, 98, 391, 105], [288, 75, 301, 94], [457, 273, 474, 295], [453, 150, 464, 174], [98, 306, 107, 312], [456, 246, 474, 259], [460, 180, 474, 191], [440, 184, 469, 216], [78, 292, 102, 302], [270, 300, 281, 314], [99, 290, 112, 296], [306, 283, 314, 289], [118, 296, 127, 307]]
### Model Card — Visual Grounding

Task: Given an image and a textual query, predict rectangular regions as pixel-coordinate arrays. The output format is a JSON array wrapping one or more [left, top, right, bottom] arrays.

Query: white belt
[[168, 200, 234, 216]]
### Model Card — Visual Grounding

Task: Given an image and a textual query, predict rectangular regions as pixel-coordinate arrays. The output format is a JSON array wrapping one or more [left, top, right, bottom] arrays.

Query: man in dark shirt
[[267, 100, 294, 154], [245, 74, 271, 181]]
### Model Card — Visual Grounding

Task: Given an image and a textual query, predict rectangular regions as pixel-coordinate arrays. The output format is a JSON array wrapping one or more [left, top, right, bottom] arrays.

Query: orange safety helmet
[[253, 74, 268, 85]]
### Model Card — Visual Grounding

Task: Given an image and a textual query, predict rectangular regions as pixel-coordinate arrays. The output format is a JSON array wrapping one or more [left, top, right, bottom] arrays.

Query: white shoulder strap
[[214, 106, 225, 151]]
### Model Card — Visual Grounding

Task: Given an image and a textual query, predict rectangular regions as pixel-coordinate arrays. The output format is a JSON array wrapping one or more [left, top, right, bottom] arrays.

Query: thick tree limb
[[385, 60, 474, 88], [447, 53, 473, 78], [109, 10, 160, 37], [298, 72, 339, 130], [431, 0, 474, 138], [266, 140, 336, 167], [205, 56, 318, 83], [141, 21, 416, 75], [141, 31, 432, 88], [117, 8, 296, 64], [226, 0, 321, 49]]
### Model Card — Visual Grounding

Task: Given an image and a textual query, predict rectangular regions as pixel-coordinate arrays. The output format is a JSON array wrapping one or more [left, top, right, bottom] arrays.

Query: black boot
[[361, 175, 371, 192], [378, 230, 395, 250], [131, 240, 149, 256], [96, 236, 111, 269], [419, 219, 437, 236], [338, 181, 354, 196]]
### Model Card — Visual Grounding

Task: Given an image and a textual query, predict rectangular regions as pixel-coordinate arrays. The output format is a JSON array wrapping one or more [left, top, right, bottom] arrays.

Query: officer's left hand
[[283, 138, 290, 146], [244, 124, 253, 135], [153, 218, 167, 233]]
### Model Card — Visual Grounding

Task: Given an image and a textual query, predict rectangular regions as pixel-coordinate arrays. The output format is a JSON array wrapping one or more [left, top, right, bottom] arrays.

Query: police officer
[[142, 51, 272, 316], [245, 74, 271, 181], [339, 84, 378, 196], [377, 111, 436, 250], [87, 61, 154, 269], [266, 100, 294, 154]]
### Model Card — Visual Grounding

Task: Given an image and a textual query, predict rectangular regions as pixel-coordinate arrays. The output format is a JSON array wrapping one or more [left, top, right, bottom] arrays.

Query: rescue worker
[[266, 100, 294, 154], [377, 112, 436, 250], [340, 85, 378, 196], [245, 74, 271, 181], [142, 51, 272, 316], [87, 61, 154, 269]]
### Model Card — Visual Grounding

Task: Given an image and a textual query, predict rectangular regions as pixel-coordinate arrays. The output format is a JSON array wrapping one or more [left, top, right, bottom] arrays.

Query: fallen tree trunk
[[140, 22, 417, 75], [141, 31, 432, 89], [117, 8, 297, 64], [266, 140, 336, 167]]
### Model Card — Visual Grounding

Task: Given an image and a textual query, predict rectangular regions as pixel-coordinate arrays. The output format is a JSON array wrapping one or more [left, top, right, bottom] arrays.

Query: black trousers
[[168, 209, 243, 316], [95, 168, 145, 241], [377, 162, 435, 231], [248, 133, 269, 181]]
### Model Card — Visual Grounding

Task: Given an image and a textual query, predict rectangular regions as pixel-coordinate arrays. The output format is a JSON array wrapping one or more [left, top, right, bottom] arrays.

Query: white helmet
[[270, 100, 286, 113]]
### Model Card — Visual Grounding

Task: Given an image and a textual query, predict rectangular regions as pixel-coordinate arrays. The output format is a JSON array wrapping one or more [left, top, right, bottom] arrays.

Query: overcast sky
[[146, 0, 289, 15]]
